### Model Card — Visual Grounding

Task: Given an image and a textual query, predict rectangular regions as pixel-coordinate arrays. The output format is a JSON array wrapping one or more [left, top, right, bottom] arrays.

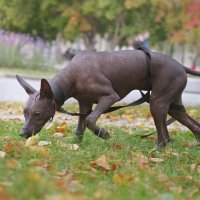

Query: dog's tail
[[184, 67, 200, 76]]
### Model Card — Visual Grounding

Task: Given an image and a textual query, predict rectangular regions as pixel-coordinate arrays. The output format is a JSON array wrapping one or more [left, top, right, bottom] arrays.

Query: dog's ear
[[16, 75, 36, 95], [40, 79, 53, 99]]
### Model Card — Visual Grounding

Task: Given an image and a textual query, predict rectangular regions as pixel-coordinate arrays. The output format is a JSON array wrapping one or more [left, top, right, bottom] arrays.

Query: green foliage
[[0, 0, 199, 50]]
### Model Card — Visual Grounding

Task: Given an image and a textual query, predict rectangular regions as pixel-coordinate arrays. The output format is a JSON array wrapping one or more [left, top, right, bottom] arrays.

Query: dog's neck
[[50, 69, 74, 109], [49, 82, 65, 107]]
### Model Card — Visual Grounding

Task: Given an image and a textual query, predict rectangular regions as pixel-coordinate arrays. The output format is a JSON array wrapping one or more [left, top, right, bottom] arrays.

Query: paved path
[[0, 76, 200, 105]]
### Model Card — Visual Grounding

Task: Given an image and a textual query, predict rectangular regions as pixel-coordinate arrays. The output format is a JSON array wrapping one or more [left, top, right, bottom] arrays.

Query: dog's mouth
[[20, 128, 41, 139]]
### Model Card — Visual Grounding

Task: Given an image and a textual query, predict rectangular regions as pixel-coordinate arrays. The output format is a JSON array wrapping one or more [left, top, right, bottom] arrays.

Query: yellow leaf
[[26, 172, 43, 184], [25, 135, 39, 147], [28, 146, 49, 158], [113, 173, 134, 186]]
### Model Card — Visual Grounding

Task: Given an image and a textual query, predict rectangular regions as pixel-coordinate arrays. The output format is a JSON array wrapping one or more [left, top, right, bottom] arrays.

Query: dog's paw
[[73, 135, 83, 144], [155, 138, 171, 150], [96, 128, 111, 139]]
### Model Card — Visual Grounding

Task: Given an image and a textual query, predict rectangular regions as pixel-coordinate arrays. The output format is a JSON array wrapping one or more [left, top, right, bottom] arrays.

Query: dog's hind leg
[[75, 101, 93, 142], [86, 92, 120, 139], [150, 95, 171, 149], [169, 96, 200, 141]]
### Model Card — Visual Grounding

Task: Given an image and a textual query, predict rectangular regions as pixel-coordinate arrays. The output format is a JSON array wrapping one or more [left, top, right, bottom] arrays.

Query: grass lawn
[[0, 103, 200, 200]]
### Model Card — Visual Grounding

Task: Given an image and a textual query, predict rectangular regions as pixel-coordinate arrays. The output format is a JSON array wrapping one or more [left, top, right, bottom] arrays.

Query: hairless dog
[[16, 47, 200, 149]]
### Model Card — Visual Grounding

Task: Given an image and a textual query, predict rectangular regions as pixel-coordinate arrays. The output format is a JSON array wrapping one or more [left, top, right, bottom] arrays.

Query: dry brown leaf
[[110, 143, 122, 150], [28, 159, 49, 169], [111, 163, 119, 171], [0, 151, 6, 158], [90, 155, 111, 171], [25, 135, 39, 147], [191, 163, 200, 173], [5, 140, 14, 153], [158, 173, 169, 182], [138, 161, 152, 173], [55, 173, 83, 193], [0, 186, 13, 200], [113, 173, 134, 186]]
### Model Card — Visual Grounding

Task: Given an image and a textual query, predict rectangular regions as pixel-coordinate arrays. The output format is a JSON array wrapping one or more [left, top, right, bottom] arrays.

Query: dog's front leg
[[75, 102, 92, 142], [86, 93, 120, 139]]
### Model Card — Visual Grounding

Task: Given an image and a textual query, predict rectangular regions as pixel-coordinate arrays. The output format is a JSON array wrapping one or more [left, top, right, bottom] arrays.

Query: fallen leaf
[[28, 159, 49, 169], [110, 143, 122, 150], [138, 162, 152, 173], [45, 122, 54, 130], [5, 140, 14, 153], [53, 132, 64, 138], [25, 135, 39, 147], [0, 186, 13, 200], [158, 173, 169, 182], [0, 151, 6, 158], [169, 186, 183, 193], [55, 122, 67, 133], [185, 141, 200, 148], [90, 155, 111, 171], [28, 146, 49, 157], [111, 163, 119, 171], [6, 158, 21, 169], [55, 173, 83, 192], [149, 157, 165, 163], [66, 144, 79, 151], [191, 163, 200, 173], [38, 141, 51, 146], [113, 173, 134, 186], [25, 172, 43, 184]]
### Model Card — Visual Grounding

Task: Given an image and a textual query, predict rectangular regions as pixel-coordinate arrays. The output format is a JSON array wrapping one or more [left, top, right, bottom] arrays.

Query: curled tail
[[184, 67, 200, 76]]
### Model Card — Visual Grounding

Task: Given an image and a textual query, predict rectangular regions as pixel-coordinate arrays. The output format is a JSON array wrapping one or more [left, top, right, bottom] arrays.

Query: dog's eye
[[33, 112, 41, 117], [23, 109, 28, 115]]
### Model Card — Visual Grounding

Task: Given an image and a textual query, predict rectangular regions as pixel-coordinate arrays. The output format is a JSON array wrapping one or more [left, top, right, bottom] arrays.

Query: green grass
[[0, 104, 200, 200]]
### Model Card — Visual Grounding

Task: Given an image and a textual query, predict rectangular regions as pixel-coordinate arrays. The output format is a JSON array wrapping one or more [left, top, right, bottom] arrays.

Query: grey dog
[[16, 47, 200, 149]]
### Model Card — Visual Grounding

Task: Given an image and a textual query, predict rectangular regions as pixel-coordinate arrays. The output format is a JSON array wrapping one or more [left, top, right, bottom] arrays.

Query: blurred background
[[0, 0, 199, 103]]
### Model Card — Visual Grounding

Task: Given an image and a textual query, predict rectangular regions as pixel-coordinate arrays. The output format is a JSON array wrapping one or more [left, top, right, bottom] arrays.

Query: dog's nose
[[20, 132, 28, 138], [20, 129, 29, 138]]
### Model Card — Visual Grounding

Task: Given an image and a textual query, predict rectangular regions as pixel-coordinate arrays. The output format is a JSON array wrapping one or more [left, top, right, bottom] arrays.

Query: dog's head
[[16, 75, 55, 138]]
